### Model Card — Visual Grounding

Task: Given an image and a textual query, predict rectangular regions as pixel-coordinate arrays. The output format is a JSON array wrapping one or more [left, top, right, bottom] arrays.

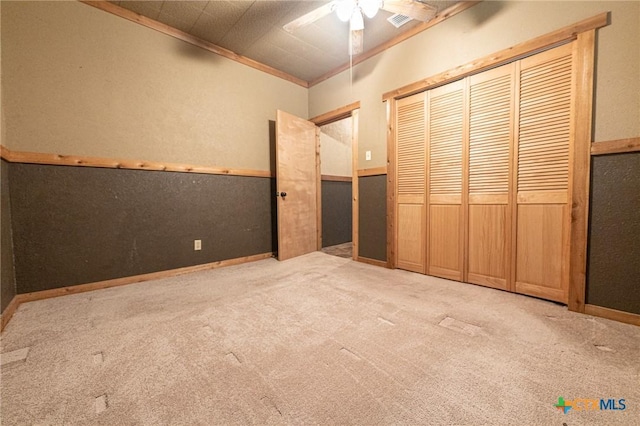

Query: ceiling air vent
[[387, 14, 412, 28]]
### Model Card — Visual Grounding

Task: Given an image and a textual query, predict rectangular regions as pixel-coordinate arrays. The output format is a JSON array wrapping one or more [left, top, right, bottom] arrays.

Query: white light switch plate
[[194, 240, 202, 251], [365, 151, 371, 161]]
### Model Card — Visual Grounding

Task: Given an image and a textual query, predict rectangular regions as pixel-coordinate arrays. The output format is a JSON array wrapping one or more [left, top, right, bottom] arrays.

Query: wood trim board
[[4, 137, 633, 182], [386, 100, 396, 268], [461, 75, 470, 284], [382, 12, 609, 101], [567, 30, 596, 313], [0, 297, 20, 332], [423, 91, 430, 276], [0, 146, 273, 178], [1, 252, 273, 332], [509, 61, 521, 293], [310, 102, 361, 126], [80, 1, 308, 88], [357, 166, 388, 177], [352, 110, 360, 260], [585, 304, 640, 327], [591, 137, 640, 155], [321, 174, 352, 182], [357, 256, 389, 268], [308, 1, 481, 87], [316, 127, 323, 251]]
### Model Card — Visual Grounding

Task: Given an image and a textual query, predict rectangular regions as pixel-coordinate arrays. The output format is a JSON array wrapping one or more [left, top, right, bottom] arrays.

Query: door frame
[[310, 101, 361, 260]]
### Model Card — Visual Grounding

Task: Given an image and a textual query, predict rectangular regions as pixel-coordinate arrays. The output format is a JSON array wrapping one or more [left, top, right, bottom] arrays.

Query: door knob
[[276, 191, 287, 198]]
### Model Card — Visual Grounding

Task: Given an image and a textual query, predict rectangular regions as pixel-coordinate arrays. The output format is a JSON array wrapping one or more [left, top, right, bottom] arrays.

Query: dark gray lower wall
[[8, 163, 273, 294], [358, 175, 387, 262], [6, 156, 638, 316], [321, 180, 352, 247], [1, 159, 17, 312], [587, 152, 640, 314]]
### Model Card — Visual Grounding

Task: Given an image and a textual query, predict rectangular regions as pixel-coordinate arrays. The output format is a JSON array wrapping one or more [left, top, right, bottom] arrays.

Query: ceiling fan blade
[[381, 0, 437, 22], [350, 29, 364, 56], [283, 1, 338, 33]]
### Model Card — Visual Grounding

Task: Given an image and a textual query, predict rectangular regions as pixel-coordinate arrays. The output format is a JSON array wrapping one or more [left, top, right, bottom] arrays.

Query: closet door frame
[[568, 30, 596, 312], [385, 14, 605, 313]]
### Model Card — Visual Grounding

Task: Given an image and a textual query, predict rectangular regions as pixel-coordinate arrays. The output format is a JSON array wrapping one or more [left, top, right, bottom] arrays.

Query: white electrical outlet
[[366, 151, 372, 161], [194, 240, 202, 251]]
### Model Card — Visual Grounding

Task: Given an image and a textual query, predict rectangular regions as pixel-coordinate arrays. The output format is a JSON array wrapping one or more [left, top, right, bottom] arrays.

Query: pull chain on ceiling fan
[[283, 0, 437, 56]]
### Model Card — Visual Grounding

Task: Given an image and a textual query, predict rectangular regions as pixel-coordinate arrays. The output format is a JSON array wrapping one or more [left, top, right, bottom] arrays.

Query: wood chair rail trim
[[0, 146, 273, 178], [357, 166, 388, 177], [590, 137, 640, 155], [321, 174, 353, 182]]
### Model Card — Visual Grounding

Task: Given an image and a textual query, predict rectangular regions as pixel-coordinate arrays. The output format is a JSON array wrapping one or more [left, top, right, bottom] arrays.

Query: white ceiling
[[111, 1, 460, 82]]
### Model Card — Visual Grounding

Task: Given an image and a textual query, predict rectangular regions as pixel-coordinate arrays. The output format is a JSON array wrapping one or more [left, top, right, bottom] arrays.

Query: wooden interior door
[[427, 80, 465, 281], [395, 93, 426, 273], [466, 63, 515, 291], [513, 44, 573, 303], [276, 110, 320, 261]]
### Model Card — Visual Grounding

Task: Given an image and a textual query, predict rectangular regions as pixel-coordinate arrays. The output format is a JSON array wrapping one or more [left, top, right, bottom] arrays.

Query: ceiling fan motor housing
[[337, 0, 382, 23]]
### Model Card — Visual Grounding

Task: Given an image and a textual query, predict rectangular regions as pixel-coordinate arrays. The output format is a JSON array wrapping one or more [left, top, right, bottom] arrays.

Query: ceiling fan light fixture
[[336, 0, 355, 22], [350, 8, 365, 30], [360, 0, 380, 19]]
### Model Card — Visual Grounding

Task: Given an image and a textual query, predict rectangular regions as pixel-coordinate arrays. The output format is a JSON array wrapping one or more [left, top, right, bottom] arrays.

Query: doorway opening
[[318, 116, 354, 259], [273, 104, 359, 262]]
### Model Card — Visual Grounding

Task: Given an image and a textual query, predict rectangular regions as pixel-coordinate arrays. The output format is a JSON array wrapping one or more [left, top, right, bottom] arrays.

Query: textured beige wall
[[1, 1, 308, 171], [309, 1, 640, 168], [320, 117, 352, 177]]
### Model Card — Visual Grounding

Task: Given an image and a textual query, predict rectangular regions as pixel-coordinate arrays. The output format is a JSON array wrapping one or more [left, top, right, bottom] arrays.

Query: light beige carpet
[[1, 252, 639, 425]]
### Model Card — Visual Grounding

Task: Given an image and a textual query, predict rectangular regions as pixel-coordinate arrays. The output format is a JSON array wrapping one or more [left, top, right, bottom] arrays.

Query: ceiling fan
[[283, 0, 437, 56]]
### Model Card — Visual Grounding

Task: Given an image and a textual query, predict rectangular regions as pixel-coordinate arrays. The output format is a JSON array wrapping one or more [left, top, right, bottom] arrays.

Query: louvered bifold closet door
[[427, 80, 465, 280], [467, 64, 515, 291], [514, 43, 574, 303], [396, 92, 426, 273]]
